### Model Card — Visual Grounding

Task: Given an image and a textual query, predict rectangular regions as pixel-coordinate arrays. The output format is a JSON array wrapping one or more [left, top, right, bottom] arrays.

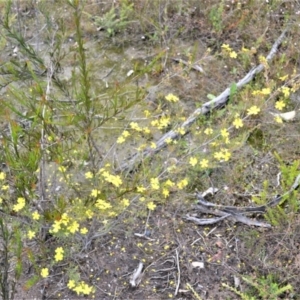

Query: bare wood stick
[[129, 262, 144, 287], [118, 28, 289, 172], [174, 249, 181, 296]]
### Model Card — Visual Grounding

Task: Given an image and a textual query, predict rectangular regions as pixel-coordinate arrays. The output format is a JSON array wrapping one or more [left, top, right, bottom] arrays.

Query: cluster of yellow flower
[[49, 212, 87, 235], [165, 93, 179, 102], [101, 170, 122, 187], [214, 148, 231, 162], [67, 279, 95, 296], [252, 88, 271, 96], [117, 130, 130, 144], [13, 197, 26, 212], [221, 43, 237, 58], [151, 116, 171, 130], [41, 269, 94, 295], [54, 247, 64, 262], [189, 157, 209, 168]]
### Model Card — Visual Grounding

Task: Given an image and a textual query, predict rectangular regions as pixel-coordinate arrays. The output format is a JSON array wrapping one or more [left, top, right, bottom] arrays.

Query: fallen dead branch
[[186, 173, 300, 228], [118, 27, 289, 172], [129, 262, 144, 287]]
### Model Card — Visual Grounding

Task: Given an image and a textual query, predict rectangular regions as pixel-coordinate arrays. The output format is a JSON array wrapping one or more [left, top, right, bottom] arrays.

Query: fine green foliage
[[252, 155, 299, 226], [86, 0, 134, 36], [208, 1, 225, 34], [223, 274, 293, 300], [0, 218, 22, 300]]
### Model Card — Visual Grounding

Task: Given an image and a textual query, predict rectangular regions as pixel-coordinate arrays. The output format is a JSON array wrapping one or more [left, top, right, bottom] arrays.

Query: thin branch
[[186, 170, 300, 228], [174, 249, 181, 296]]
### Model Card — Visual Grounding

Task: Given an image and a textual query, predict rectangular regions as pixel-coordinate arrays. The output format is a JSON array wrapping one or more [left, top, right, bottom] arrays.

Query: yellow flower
[[200, 159, 209, 168], [61, 213, 70, 225], [247, 106, 260, 116], [143, 127, 151, 134], [81, 282, 93, 295], [85, 209, 94, 218], [162, 188, 170, 198], [130, 122, 142, 132], [102, 172, 123, 187], [41, 268, 49, 278], [13, 197, 26, 212], [0, 172, 6, 180], [147, 201, 156, 211], [165, 93, 179, 102], [85, 172, 93, 179], [165, 137, 172, 144], [259, 55, 268, 66], [165, 179, 175, 187], [122, 130, 130, 137], [229, 51, 237, 58], [67, 279, 76, 289], [261, 88, 271, 95], [150, 142, 157, 149], [95, 199, 112, 210], [58, 166, 66, 173], [117, 136, 125, 144], [73, 281, 93, 295], [90, 189, 99, 197], [177, 178, 188, 190], [189, 157, 198, 167], [233, 118, 243, 129], [73, 285, 84, 295], [222, 149, 231, 161], [144, 110, 151, 117], [27, 230, 35, 240], [221, 44, 231, 51], [50, 220, 62, 233], [54, 247, 64, 262], [279, 74, 288, 81], [2, 185, 9, 191], [275, 100, 286, 111], [158, 116, 171, 129], [281, 86, 290, 97], [221, 128, 229, 138], [214, 149, 231, 162], [150, 178, 160, 190], [32, 211, 40, 220], [177, 127, 185, 135], [68, 221, 79, 234], [122, 198, 130, 207], [241, 47, 250, 53], [214, 151, 223, 161], [274, 116, 283, 123], [80, 227, 88, 234], [137, 186, 146, 193], [204, 128, 213, 135]]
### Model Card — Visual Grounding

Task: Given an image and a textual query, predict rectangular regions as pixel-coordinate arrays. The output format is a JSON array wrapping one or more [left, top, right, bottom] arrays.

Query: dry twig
[[186, 172, 300, 228], [174, 249, 181, 296]]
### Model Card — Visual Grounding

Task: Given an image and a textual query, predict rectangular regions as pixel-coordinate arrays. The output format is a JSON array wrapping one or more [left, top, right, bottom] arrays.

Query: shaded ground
[[1, 1, 300, 299]]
